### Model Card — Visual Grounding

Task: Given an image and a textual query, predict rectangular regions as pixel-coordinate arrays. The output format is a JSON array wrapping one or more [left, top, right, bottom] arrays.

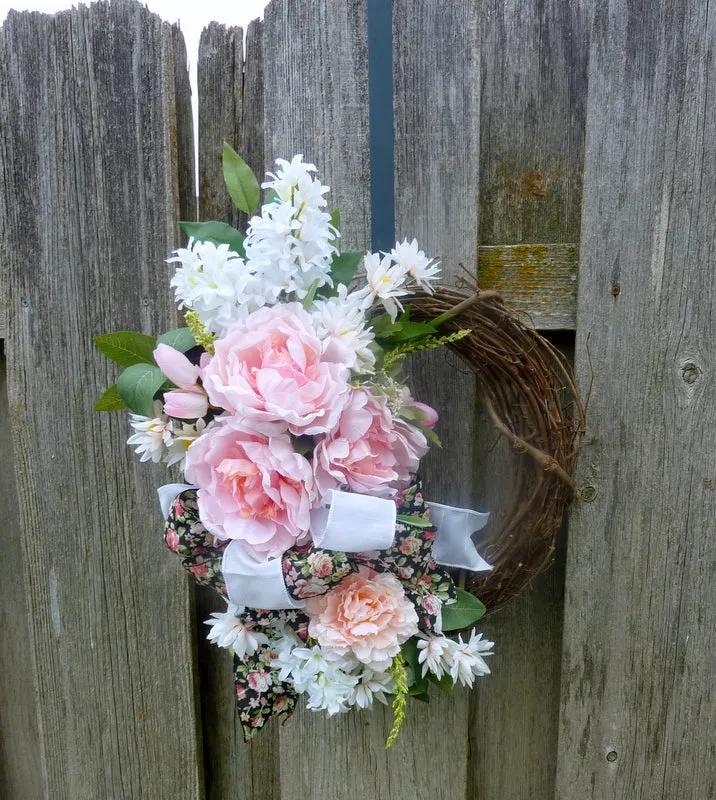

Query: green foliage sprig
[[386, 651, 409, 749], [185, 312, 216, 355], [381, 328, 472, 373]]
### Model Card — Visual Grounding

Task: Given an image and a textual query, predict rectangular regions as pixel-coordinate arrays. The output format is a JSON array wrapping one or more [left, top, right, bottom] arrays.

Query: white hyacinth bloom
[[350, 668, 393, 709], [445, 630, 494, 688], [416, 633, 453, 679], [311, 284, 376, 373], [390, 238, 441, 294], [205, 603, 269, 659], [168, 239, 266, 336], [244, 155, 338, 301]]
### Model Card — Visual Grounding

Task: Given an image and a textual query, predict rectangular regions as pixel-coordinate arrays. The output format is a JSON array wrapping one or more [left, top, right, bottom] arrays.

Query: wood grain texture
[[478, 243, 579, 330], [393, 1, 481, 797], [197, 20, 280, 800], [0, 3, 202, 797], [262, 0, 370, 250], [468, 3, 588, 798], [557, 1, 716, 797], [0, 348, 44, 799]]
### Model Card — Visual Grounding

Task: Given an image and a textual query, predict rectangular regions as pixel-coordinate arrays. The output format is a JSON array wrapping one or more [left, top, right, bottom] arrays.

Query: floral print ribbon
[[164, 482, 458, 739]]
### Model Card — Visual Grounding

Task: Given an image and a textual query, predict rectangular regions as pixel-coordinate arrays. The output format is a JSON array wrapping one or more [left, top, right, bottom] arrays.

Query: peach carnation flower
[[305, 567, 419, 670]]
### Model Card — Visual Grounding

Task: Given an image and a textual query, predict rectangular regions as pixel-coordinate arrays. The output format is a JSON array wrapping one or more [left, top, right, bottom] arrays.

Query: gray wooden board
[[478, 243, 579, 330], [557, 0, 716, 797], [197, 20, 280, 800], [392, 1, 482, 796], [0, 349, 44, 800], [469, 2, 588, 798], [0, 3, 202, 797], [262, 0, 371, 251]]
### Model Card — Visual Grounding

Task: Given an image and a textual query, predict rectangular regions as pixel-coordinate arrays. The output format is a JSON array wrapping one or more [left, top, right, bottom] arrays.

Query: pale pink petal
[[154, 343, 200, 389], [163, 389, 208, 419]]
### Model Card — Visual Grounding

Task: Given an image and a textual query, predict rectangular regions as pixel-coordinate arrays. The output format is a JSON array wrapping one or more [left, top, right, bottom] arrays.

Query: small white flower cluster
[[204, 612, 393, 715], [170, 156, 339, 336], [272, 636, 393, 715], [127, 401, 205, 467], [168, 156, 441, 355], [354, 239, 442, 322], [416, 630, 494, 688]]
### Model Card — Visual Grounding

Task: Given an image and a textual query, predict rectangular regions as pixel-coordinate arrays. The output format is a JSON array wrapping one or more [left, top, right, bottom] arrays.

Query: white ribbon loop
[[426, 501, 492, 572], [222, 541, 306, 611], [309, 490, 396, 552], [157, 483, 195, 518]]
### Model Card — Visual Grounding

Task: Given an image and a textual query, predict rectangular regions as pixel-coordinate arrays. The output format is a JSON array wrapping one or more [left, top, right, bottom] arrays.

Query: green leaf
[[223, 142, 260, 214], [378, 320, 438, 343], [180, 220, 245, 256], [440, 588, 487, 632], [396, 514, 433, 529], [93, 384, 126, 412], [116, 363, 167, 417], [422, 425, 443, 449], [401, 640, 429, 697], [157, 327, 196, 353], [426, 670, 454, 694], [329, 209, 340, 244], [264, 188, 280, 205], [370, 313, 401, 338], [302, 279, 321, 310], [330, 251, 363, 287], [94, 331, 157, 368]]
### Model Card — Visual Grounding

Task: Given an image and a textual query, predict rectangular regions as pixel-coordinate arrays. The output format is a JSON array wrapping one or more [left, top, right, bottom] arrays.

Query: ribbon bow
[[163, 482, 481, 739]]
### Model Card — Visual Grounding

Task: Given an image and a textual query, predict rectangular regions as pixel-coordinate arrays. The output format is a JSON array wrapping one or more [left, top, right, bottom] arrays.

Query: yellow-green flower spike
[[385, 651, 408, 749], [185, 311, 216, 355]]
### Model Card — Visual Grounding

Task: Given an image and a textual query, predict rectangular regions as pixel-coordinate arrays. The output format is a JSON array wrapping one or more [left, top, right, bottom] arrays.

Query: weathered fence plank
[[557, 1, 716, 797], [0, 350, 43, 799], [469, 2, 588, 798], [478, 243, 579, 330], [197, 20, 280, 800], [392, 1, 482, 795], [0, 3, 202, 797]]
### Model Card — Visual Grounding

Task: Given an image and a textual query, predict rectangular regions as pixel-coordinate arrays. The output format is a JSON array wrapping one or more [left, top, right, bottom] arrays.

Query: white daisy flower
[[205, 603, 269, 659], [390, 238, 441, 294], [416, 633, 453, 679], [350, 668, 393, 709], [164, 418, 206, 469], [445, 630, 494, 688], [126, 401, 173, 464], [311, 284, 376, 373], [357, 252, 409, 321]]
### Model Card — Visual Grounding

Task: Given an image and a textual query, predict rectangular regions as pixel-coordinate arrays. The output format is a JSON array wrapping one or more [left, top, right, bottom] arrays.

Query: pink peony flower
[[313, 389, 400, 496], [153, 343, 209, 419], [184, 415, 316, 558], [305, 566, 419, 670], [202, 303, 350, 435], [390, 418, 429, 488]]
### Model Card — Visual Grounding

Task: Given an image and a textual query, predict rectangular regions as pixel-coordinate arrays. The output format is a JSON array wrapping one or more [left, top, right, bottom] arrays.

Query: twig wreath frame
[[410, 287, 585, 611]]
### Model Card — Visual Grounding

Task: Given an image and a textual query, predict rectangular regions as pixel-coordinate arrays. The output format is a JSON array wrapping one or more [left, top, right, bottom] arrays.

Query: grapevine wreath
[[95, 148, 584, 745]]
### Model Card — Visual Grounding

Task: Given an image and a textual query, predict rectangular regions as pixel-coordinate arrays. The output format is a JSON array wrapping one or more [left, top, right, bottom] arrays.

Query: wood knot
[[681, 361, 701, 385]]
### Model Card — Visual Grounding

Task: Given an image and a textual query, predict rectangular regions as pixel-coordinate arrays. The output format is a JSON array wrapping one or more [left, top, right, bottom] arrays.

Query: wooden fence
[[0, 0, 713, 798]]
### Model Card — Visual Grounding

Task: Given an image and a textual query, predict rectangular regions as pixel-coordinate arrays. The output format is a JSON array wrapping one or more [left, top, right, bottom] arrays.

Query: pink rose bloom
[[202, 303, 350, 435], [247, 670, 271, 693], [307, 551, 334, 578], [305, 566, 419, 670], [165, 530, 180, 552], [184, 415, 316, 558], [423, 593, 442, 616], [313, 389, 400, 496]]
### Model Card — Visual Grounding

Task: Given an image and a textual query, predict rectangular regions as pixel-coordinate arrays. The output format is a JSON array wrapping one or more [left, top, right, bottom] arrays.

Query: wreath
[[94, 147, 583, 745]]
